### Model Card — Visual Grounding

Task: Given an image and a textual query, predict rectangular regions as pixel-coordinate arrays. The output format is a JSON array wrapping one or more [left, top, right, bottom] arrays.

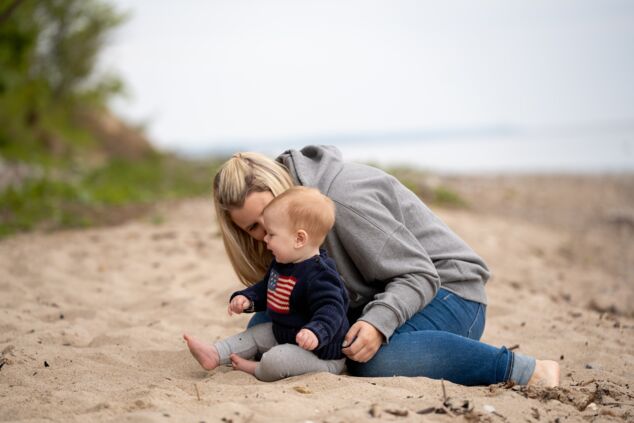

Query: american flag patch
[[267, 270, 297, 314]]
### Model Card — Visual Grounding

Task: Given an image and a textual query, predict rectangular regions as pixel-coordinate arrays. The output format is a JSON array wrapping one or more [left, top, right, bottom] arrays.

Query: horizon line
[[165, 119, 634, 155]]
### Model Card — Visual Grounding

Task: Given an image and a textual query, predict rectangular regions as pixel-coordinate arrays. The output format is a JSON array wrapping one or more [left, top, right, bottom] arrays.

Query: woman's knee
[[466, 304, 486, 340]]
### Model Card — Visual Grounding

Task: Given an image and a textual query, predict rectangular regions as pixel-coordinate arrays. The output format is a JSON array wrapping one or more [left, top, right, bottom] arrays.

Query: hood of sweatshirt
[[276, 145, 344, 194]]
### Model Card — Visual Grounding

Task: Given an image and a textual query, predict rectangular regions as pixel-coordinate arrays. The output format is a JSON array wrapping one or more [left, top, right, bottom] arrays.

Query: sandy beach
[[1, 174, 633, 422]]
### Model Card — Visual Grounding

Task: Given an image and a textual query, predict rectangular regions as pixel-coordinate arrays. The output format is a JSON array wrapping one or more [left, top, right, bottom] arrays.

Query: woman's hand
[[296, 328, 319, 351], [228, 295, 251, 315], [342, 321, 385, 362]]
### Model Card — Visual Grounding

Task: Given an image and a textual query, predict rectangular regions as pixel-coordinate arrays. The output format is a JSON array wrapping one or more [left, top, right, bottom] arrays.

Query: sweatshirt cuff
[[358, 304, 400, 344], [303, 322, 329, 348], [229, 291, 244, 301], [229, 292, 255, 313]]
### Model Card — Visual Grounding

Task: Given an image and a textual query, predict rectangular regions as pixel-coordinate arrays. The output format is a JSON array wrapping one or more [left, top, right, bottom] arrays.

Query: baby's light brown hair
[[264, 186, 335, 246]]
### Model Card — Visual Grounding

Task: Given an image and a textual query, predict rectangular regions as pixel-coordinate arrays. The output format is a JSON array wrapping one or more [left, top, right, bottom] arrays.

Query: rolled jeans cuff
[[510, 352, 536, 385]]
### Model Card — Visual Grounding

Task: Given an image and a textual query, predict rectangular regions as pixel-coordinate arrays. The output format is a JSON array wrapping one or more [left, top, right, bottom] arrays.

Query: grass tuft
[[0, 154, 221, 238]]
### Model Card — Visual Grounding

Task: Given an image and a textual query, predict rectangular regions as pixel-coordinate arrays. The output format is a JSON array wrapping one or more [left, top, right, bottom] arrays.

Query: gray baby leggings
[[214, 322, 346, 382]]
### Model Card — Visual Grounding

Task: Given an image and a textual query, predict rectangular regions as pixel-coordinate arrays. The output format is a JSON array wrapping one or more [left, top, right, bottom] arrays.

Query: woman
[[208, 145, 559, 386]]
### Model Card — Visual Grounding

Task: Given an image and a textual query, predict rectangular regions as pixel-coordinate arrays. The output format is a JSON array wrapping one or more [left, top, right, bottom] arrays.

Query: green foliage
[[374, 163, 468, 208], [81, 155, 214, 205], [0, 177, 84, 236], [0, 1, 225, 239], [433, 186, 468, 208], [0, 0, 196, 238], [33, 0, 126, 104], [0, 0, 126, 161], [0, 156, 221, 237]]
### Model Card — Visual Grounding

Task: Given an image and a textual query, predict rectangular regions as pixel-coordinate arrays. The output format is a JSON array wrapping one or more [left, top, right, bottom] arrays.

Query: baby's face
[[262, 211, 298, 264]]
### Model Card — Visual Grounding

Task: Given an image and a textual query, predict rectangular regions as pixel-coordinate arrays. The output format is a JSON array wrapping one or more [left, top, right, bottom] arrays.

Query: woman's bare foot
[[183, 334, 220, 371], [528, 360, 560, 387], [230, 353, 258, 376]]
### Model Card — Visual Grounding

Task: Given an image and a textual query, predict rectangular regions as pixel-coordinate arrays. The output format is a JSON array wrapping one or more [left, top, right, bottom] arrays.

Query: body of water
[[339, 131, 634, 174]]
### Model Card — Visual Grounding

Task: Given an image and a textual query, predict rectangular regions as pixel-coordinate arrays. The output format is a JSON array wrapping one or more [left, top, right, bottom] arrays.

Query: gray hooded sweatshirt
[[277, 145, 490, 341]]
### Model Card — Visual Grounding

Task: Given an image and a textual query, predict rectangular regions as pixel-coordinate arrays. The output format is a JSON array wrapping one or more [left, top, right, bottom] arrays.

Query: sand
[[1, 174, 633, 422]]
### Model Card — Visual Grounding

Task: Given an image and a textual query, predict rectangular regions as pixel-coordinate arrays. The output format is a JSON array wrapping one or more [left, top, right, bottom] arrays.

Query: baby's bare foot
[[183, 334, 220, 371], [230, 353, 257, 376], [528, 360, 560, 387]]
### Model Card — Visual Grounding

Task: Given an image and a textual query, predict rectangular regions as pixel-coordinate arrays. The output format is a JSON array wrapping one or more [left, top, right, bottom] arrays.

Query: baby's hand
[[228, 295, 251, 316], [296, 328, 319, 351]]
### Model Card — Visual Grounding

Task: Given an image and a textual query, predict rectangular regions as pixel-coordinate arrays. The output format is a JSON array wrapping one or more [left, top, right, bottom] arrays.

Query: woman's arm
[[334, 201, 441, 341], [332, 202, 441, 362]]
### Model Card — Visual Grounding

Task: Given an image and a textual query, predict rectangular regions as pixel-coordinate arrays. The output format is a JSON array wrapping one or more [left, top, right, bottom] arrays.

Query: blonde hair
[[213, 152, 294, 286], [264, 186, 335, 246]]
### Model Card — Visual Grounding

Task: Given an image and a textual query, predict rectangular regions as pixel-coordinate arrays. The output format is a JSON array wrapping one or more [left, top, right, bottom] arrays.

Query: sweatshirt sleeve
[[230, 268, 271, 312], [302, 270, 348, 349], [334, 202, 441, 342]]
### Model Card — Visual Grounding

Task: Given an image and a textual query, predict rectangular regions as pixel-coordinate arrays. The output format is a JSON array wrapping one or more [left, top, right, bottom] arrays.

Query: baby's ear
[[295, 229, 308, 248]]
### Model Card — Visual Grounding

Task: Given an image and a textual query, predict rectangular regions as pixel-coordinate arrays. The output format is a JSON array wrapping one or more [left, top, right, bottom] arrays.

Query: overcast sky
[[102, 0, 634, 152]]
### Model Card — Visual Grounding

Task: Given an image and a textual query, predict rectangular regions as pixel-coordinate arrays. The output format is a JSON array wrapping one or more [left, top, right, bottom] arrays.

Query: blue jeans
[[248, 288, 533, 386]]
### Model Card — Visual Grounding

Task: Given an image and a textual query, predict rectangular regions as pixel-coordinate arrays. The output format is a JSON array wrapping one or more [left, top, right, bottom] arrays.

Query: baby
[[184, 186, 349, 381]]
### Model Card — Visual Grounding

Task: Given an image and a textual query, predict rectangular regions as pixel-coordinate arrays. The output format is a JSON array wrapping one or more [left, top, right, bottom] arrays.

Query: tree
[[0, 0, 127, 160]]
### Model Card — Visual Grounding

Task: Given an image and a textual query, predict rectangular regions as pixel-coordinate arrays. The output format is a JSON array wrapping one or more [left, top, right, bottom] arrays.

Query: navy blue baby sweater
[[231, 250, 349, 360]]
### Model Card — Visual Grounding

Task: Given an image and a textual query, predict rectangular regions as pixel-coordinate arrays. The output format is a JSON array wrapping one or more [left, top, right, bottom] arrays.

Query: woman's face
[[229, 191, 275, 241]]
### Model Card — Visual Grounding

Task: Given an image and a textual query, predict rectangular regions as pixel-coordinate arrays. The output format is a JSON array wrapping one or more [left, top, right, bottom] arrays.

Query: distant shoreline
[[161, 125, 634, 175]]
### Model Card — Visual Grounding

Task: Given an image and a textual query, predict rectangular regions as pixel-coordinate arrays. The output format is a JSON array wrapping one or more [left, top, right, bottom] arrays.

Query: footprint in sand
[[88, 334, 130, 348], [36, 308, 97, 323]]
